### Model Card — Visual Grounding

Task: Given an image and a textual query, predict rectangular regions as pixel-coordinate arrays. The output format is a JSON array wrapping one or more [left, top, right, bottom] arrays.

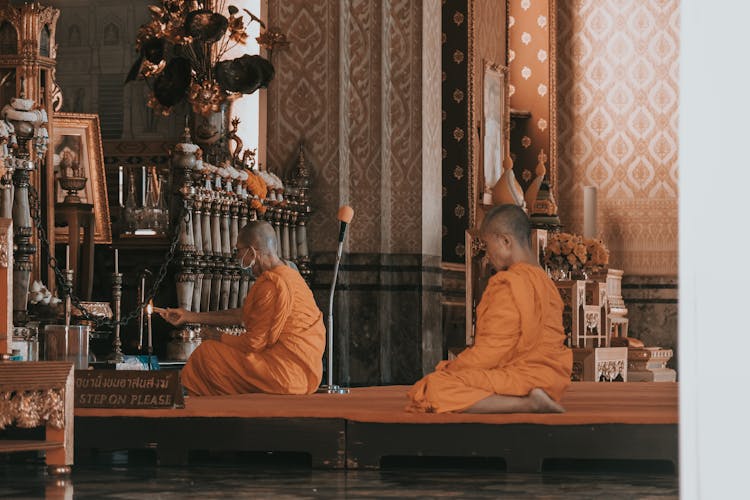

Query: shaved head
[[480, 204, 531, 249], [238, 220, 279, 256]]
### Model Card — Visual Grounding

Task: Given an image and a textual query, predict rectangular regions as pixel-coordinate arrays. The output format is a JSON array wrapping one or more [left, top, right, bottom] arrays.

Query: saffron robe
[[408, 262, 572, 413], [181, 265, 326, 395]]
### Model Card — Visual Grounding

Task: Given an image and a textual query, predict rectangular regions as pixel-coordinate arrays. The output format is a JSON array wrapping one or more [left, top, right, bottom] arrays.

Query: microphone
[[319, 205, 354, 394], [337, 205, 354, 243]]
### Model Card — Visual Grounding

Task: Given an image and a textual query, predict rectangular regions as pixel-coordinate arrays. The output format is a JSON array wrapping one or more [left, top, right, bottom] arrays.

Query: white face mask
[[238, 246, 257, 271]]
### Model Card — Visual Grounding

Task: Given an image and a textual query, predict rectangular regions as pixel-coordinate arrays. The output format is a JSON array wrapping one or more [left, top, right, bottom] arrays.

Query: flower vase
[[192, 102, 230, 165]]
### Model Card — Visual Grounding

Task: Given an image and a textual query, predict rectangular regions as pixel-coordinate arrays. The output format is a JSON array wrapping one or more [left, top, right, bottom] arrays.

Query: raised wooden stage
[[74, 382, 678, 472]]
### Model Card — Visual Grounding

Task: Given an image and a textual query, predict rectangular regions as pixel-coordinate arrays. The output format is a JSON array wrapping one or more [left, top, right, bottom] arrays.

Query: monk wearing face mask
[[159, 220, 325, 395], [407, 204, 572, 413]]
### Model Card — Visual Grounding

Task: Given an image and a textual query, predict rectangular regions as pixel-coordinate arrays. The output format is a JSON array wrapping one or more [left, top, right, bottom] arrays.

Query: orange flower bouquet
[[543, 232, 588, 278], [245, 170, 268, 214], [245, 170, 267, 199], [583, 238, 609, 273]]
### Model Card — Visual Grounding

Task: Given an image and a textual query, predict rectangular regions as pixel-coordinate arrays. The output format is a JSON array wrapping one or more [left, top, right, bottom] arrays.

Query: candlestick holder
[[63, 269, 74, 332], [108, 272, 124, 363]]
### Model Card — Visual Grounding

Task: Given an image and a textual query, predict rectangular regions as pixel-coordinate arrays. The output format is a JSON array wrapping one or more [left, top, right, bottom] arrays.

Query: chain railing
[[28, 185, 185, 330]]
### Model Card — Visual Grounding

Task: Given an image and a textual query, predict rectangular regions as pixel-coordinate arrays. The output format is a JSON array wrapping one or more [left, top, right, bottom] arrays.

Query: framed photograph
[[53, 112, 112, 244], [480, 61, 509, 206]]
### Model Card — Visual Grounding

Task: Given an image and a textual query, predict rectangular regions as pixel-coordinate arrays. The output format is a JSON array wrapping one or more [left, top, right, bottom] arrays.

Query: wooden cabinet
[[0, 361, 74, 473]]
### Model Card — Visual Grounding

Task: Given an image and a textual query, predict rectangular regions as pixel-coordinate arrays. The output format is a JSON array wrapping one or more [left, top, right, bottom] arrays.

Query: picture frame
[[480, 61, 509, 206], [52, 112, 112, 244]]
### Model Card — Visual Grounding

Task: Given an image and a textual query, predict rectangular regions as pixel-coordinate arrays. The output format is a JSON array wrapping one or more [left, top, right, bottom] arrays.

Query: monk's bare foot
[[528, 388, 565, 413]]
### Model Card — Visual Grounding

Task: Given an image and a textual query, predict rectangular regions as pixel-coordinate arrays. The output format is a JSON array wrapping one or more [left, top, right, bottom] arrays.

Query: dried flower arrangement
[[126, 1, 279, 116]]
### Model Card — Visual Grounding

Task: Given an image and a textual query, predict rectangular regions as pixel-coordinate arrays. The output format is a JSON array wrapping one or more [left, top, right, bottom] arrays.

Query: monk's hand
[[159, 307, 191, 326]]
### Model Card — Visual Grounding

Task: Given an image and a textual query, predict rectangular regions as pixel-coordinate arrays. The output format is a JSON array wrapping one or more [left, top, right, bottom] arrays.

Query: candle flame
[[147, 301, 153, 315]]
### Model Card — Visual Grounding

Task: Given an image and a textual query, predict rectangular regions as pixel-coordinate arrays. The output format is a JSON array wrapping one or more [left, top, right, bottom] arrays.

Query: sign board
[[74, 370, 184, 409]]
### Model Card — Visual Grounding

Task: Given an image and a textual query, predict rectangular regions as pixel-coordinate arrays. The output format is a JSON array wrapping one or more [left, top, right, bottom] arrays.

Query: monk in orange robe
[[159, 221, 325, 395], [408, 204, 572, 413]]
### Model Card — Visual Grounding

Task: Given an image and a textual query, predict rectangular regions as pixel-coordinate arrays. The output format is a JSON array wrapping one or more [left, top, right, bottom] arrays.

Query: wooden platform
[[74, 382, 678, 472]]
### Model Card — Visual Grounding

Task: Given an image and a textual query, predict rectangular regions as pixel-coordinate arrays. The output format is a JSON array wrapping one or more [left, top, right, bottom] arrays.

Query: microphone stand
[[317, 232, 350, 394]]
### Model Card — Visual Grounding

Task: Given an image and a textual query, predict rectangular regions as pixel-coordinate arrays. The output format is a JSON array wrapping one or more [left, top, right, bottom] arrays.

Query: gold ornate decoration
[[256, 27, 289, 52], [0, 1, 60, 291], [0, 392, 10, 428], [549, 0, 558, 202], [129, 1, 278, 117], [466, 0, 475, 227], [0, 230, 8, 269], [0, 389, 64, 430], [524, 148, 547, 213], [72, 301, 112, 320]]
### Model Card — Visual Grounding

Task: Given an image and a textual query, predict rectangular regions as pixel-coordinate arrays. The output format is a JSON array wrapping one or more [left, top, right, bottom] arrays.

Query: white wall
[[223, 0, 263, 160], [679, 1, 750, 498]]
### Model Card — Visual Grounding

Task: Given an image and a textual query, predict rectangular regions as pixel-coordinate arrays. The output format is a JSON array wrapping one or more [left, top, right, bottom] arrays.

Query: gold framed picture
[[480, 61, 509, 207], [52, 112, 112, 244]]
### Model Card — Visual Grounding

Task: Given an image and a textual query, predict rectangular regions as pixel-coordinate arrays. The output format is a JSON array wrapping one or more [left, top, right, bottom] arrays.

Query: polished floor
[[1, 454, 678, 499]]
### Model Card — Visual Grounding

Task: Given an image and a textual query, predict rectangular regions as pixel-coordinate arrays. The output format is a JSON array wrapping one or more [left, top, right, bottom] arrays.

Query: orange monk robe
[[181, 265, 326, 395], [408, 262, 572, 413]]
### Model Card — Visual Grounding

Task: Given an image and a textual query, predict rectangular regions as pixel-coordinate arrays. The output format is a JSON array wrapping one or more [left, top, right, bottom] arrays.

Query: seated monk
[[407, 204, 572, 413], [158, 220, 325, 396]]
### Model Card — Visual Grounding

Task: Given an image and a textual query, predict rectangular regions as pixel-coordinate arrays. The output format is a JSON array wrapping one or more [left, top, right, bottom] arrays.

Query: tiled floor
[[0, 459, 678, 499]]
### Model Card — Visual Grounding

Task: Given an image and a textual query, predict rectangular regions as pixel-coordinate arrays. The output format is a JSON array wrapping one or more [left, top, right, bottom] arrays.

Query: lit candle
[[147, 300, 153, 352], [114, 248, 119, 274], [65, 244, 70, 270], [118, 165, 124, 206], [583, 186, 598, 238]]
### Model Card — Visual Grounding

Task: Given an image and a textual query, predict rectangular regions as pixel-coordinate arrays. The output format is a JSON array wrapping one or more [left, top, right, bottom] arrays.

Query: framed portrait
[[52, 112, 112, 244], [480, 61, 509, 206]]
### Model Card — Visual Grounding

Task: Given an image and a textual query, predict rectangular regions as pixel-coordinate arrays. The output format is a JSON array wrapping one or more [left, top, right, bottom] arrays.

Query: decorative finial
[[502, 140, 513, 172], [536, 149, 547, 173], [525, 148, 547, 213], [179, 115, 192, 144], [297, 141, 306, 168], [228, 118, 243, 165], [492, 143, 525, 209]]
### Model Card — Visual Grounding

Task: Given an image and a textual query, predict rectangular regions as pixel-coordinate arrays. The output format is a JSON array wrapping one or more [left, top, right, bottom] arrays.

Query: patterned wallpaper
[[422, 0, 444, 256], [267, 0, 440, 256], [266, 1, 341, 254], [508, 0, 553, 195], [556, 0, 679, 276], [441, 0, 469, 263]]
